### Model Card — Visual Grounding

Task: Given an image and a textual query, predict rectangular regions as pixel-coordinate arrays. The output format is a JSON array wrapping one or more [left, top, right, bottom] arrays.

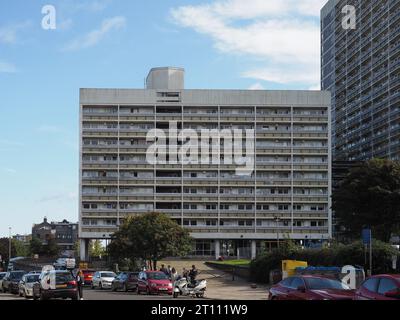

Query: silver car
[[91, 271, 117, 290], [19, 273, 40, 298]]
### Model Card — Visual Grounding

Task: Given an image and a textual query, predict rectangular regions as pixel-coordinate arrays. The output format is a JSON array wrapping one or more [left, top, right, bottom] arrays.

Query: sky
[[0, 0, 328, 237]]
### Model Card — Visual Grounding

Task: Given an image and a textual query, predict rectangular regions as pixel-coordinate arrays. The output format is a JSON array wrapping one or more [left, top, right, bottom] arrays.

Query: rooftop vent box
[[146, 67, 185, 90]]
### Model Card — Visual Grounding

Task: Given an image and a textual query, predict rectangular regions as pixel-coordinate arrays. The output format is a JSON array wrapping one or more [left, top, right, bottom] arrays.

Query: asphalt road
[[0, 288, 203, 301]]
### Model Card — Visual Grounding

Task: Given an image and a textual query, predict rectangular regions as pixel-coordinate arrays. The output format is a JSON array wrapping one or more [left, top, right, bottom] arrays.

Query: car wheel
[[123, 284, 128, 292], [91, 283, 95, 290], [24, 291, 28, 299], [99, 282, 103, 290], [146, 287, 151, 295], [196, 293, 204, 298], [173, 291, 179, 298], [39, 293, 47, 301]]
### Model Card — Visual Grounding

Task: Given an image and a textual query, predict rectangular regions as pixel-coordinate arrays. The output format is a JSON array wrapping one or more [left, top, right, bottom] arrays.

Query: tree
[[90, 240, 106, 258], [44, 238, 61, 257], [333, 159, 400, 242], [108, 212, 193, 269], [12, 239, 29, 257], [0, 238, 17, 262], [29, 237, 43, 256]]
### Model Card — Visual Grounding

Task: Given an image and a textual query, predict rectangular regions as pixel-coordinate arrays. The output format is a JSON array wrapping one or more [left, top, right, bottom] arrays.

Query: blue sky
[[0, 0, 327, 237]]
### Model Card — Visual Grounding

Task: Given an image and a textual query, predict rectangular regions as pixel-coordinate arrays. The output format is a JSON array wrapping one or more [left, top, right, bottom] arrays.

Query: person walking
[[167, 265, 172, 277], [76, 269, 84, 300]]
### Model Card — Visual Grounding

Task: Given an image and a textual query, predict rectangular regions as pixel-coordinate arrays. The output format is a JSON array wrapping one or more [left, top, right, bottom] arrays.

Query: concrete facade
[[321, 0, 400, 161], [79, 68, 332, 260]]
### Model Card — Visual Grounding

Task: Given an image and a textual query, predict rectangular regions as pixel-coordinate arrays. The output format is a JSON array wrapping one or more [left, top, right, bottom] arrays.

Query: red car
[[82, 269, 96, 285], [268, 275, 355, 300], [137, 271, 172, 295], [355, 274, 400, 300]]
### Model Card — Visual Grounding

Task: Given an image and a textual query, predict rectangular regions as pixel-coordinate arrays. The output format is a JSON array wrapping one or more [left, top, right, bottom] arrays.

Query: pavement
[[161, 260, 269, 300]]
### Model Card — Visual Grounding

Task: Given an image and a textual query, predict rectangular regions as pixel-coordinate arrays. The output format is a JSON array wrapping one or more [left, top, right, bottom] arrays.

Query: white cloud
[[63, 16, 126, 51], [0, 61, 17, 73], [0, 21, 32, 44], [171, 0, 326, 87], [248, 83, 265, 90]]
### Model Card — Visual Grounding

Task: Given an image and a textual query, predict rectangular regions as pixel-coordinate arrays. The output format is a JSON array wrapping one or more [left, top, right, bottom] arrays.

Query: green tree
[[0, 238, 17, 262], [12, 239, 29, 257], [44, 238, 61, 257], [29, 237, 43, 256], [333, 159, 400, 242], [89, 240, 106, 258], [108, 212, 193, 269]]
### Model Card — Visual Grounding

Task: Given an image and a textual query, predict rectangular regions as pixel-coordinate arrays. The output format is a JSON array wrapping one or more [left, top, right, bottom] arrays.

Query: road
[[0, 288, 202, 301]]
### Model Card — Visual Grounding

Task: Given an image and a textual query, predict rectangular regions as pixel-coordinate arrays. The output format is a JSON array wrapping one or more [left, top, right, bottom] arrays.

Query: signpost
[[362, 229, 372, 276]]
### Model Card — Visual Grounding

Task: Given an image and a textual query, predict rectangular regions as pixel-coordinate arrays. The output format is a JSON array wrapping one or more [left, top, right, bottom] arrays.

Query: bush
[[250, 240, 399, 283]]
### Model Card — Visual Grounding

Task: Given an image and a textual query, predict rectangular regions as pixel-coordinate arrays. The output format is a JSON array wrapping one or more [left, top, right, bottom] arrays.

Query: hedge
[[250, 240, 399, 283]]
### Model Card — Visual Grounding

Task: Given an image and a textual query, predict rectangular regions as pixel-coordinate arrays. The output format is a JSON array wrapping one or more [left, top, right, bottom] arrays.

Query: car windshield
[[305, 278, 351, 290], [10, 272, 25, 280], [26, 275, 40, 283], [101, 272, 116, 278], [147, 272, 169, 280]]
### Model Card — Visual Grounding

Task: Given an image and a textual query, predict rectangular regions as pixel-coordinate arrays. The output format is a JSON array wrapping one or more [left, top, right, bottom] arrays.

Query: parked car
[[19, 273, 40, 298], [91, 271, 117, 290], [355, 274, 400, 300], [0, 272, 6, 289], [111, 272, 139, 292], [33, 270, 78, 300], [137, 271, 172, 295], [82, 269, 95, 285], [268, 275, 355, 300], [1, 271, 26, 294]]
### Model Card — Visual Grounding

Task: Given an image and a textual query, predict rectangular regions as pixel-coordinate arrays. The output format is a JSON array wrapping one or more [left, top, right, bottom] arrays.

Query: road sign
[[362, 229, 371, 245]]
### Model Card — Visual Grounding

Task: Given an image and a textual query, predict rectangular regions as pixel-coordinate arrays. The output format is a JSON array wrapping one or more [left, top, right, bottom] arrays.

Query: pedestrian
[[76, 269, 84, 300], [167, 265, 172, 276], [188, 265, 198, 285], [170, 267, 179, 282], [182, 267, 189, 279], [160, 264, 168, 275]]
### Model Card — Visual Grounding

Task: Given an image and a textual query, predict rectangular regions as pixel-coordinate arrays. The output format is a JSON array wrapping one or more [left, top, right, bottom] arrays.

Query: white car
[[91, 271, 116, 290]]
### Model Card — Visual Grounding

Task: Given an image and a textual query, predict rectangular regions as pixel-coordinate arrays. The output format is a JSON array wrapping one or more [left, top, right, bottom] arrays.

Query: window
[[290, 277, 305, 289], [377, 278, 398, 295], [362, 278, 379, 292], [280, 278, 293, 288]]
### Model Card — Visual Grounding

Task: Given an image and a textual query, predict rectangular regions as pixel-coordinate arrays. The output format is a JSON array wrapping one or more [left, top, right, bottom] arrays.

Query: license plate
[[56, 284, 67, 289], [159, 288, 167, 291]]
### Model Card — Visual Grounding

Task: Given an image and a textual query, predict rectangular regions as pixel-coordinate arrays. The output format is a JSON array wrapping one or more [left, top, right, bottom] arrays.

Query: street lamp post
[[274, 216, 281, 249], [8, 227, 12, 263]]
